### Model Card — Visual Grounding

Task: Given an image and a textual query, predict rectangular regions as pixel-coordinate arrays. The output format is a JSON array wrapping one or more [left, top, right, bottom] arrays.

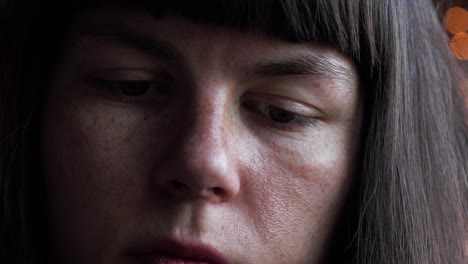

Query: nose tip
[[167, 157, 239, 203], [165, 145, 240, 202], [178, 145, 239, 202]]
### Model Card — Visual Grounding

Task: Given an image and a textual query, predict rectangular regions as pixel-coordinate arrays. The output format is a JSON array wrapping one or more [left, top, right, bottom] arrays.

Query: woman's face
[[43, 7, 362, 264]]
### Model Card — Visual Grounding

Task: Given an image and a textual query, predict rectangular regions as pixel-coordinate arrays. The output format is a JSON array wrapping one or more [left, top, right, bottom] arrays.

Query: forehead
[[69, 7, 357, 85]]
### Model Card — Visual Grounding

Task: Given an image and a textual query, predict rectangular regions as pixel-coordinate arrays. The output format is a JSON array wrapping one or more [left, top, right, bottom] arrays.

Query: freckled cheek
[[239, 138, 353, 253], [48, 107, 138, 168], [43, 104, 161, 222]]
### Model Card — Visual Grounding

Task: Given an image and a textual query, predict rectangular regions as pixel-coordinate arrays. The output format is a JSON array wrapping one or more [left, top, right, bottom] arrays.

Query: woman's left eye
[[242, 100, 319, 128]]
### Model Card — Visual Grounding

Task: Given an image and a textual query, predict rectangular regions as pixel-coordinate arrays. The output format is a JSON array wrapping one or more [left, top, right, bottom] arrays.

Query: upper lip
[[127, 238, 228, 264]]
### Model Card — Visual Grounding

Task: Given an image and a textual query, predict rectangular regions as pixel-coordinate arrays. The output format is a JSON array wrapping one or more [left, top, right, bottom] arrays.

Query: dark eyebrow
[[70, 22, 184, 64], [247, 53, 354, 83]]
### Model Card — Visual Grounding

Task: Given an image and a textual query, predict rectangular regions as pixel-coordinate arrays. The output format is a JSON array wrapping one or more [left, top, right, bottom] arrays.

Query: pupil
[[268, 107, 295, 123]]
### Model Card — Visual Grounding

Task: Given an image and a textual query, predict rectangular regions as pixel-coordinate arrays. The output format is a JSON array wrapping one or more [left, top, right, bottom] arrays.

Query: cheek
[[237, 132, 355, 260], [44, 102, 141, 185], [43, 100, 154, 260]]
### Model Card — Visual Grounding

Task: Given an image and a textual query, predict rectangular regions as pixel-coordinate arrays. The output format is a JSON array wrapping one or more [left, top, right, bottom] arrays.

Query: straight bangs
[[59, 0, 381, 67]]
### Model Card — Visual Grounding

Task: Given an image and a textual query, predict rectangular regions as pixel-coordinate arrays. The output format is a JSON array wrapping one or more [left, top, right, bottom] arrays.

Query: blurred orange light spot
[[445, 7, 468, 60], [445, 7, 468, 35], [450, 33, 468, 60]]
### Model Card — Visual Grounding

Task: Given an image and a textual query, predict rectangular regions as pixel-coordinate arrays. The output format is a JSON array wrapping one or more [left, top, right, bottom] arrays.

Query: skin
[[43, 7, 363, 264]]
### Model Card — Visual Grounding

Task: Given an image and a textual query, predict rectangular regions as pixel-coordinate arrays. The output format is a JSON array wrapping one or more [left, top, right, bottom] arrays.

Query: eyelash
[[92, 79, 170, 103], [93, 80, 319, 129], [241, 100, 319, 128]]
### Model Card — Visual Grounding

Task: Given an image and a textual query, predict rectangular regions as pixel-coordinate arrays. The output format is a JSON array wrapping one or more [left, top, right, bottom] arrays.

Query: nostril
[[210, 187, 224, 197], [167, 180, 234, 201]]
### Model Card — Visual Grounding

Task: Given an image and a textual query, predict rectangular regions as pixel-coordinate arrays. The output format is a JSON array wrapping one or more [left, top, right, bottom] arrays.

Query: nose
[[155, 96, 240, 203]]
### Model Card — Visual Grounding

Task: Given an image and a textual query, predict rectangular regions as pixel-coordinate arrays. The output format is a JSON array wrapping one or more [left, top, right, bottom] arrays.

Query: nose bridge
[[188, 94, 227, 154], [183, 89, 231, 179], [184, 64, 234, 155]]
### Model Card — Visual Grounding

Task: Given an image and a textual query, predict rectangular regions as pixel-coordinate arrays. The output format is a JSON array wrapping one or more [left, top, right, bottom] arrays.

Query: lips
[[127, 238, 228, 264]]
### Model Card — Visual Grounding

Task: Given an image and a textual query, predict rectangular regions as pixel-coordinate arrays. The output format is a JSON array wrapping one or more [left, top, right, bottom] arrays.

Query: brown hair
[[1, 0, 467, 263]]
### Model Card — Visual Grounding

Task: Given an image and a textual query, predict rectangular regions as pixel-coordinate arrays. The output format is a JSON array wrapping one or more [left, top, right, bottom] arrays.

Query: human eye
[[241, 94, 320, 130], [88, 69, 173, 104]]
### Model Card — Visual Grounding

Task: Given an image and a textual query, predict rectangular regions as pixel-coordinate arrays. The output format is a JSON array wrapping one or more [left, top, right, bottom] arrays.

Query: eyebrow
[[247, 53, 354, 83], [71, 22, 185, 64], [71, 22, 354, 83]]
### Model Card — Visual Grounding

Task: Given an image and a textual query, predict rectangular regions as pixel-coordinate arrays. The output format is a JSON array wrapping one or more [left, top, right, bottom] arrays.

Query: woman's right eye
[[94, 79, 169, 97], [86, 68, 175, 104]]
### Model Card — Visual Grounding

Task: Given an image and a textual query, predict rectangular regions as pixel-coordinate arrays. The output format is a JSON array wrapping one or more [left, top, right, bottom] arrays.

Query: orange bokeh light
[[445, 7, 468, 60]]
